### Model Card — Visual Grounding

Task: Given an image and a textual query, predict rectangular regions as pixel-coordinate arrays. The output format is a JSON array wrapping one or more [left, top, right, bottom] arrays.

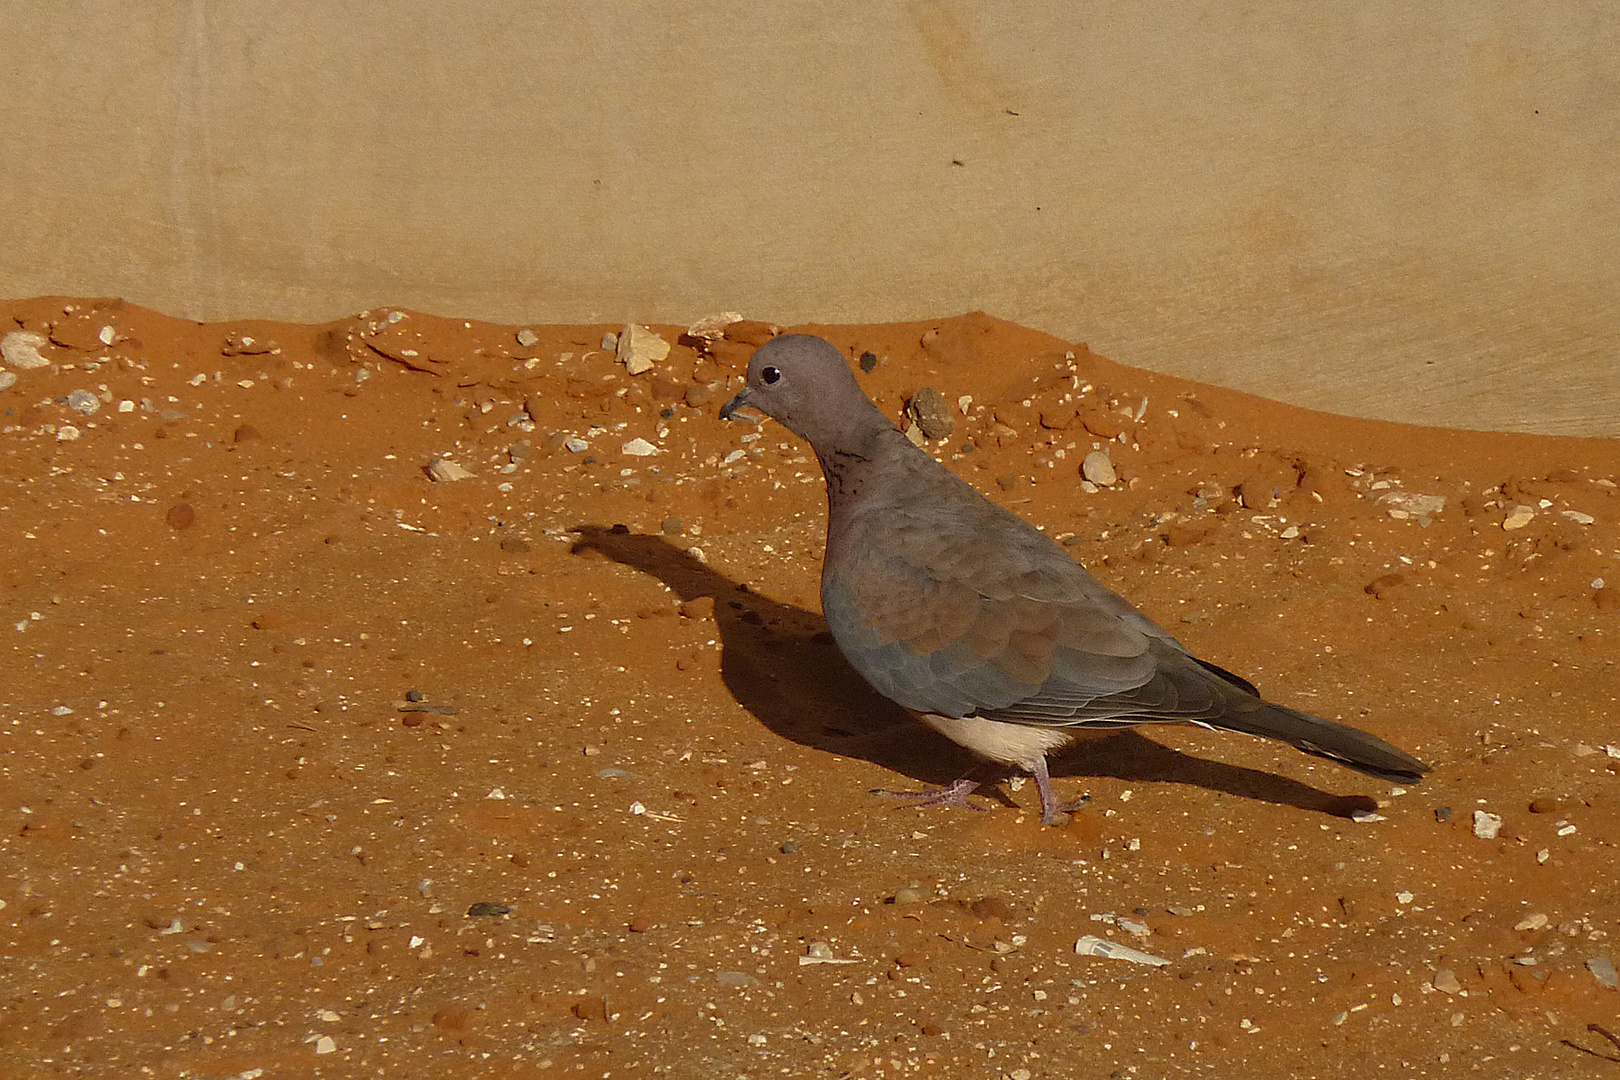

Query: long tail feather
[[1212, 703, 1429, 783]]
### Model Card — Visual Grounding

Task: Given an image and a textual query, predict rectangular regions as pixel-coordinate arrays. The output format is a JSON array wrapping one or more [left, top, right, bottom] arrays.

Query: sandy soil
[[1, 300, 1616, 1079]]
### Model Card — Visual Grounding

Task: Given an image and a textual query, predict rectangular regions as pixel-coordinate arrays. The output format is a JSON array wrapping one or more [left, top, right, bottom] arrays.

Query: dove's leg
[[1028, 754, 1089, 826]]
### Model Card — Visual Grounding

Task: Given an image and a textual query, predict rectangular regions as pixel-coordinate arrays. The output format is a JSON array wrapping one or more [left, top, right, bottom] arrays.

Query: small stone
[[906, 386, 955, 440], [1081, 451, 1116, 487], [1587, 955, 1618, 989], [165, 503, 196, 529], [234, 424, 261, 442], [678, 596, 715, 620], [316, 1008, 342, 1022], [98, 325, 118, 346], [221, 333, 277, 356], [1501, 505, 1535, 530], [601, 331, 618, 351], [891, 887, 931, 905], [661, 516, 684, 536], [903, 423, 926, 447], [1473, 810, 1503, 839], [466, 901, 511, 917], [716, 971, 760, 987], [1379, 491, 1446, 518], [66, 389, 100, 414], [427, 459, 475, 482], [1528, 797, 1563, 814], [565, 437, 589, 453], [1, 330, 51, 369], [0, 371, 16, 392], [779, 841, 798, 854], [1514, 912, 1549, 932], [616, 324, 670, 375], [1561, 509, 1595, 525], [858, 351, 879, 373], [685, 312, 743, 340], [515, 328, 540, 348], [56, 425, 81, 441], [314, 1035, 336, 1055], [1432, 969, 1463, 995], [1434, 806, 1453, 822], [621, 437, 658, 456]]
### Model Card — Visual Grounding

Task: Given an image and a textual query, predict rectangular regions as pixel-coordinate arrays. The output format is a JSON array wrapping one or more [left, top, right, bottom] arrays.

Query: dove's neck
[[811, 409, 913, 510]]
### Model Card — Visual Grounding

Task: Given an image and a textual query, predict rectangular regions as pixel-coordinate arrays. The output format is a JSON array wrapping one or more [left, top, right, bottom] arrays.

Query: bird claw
[[1040, 796, 1091, 827], [869, 777, 987, 812]]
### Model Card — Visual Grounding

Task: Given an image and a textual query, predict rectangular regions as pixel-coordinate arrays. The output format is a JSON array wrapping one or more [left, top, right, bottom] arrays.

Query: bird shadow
[[570, 525, 1379, 820]]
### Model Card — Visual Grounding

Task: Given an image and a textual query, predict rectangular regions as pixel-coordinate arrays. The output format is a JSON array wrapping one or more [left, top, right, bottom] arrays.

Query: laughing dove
[[720, 335, 1429, 824]]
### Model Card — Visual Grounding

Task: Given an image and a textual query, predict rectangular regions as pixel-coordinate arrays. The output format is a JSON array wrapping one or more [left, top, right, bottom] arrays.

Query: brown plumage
[[721, 334, 1429, 824]]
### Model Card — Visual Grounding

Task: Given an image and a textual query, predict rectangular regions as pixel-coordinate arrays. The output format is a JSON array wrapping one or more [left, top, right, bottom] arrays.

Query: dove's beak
[[718, 387, 753, 421]]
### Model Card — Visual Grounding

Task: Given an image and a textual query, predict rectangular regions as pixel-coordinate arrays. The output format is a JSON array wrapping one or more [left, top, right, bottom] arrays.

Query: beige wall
[[5, 2, 1617, 435]]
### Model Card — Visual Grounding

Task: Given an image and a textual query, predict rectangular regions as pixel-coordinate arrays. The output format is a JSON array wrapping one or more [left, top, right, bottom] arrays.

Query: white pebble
[[1081, 450, 1116, 486], [1501, 505, 1534, 531], [1, 330, 50, 369]]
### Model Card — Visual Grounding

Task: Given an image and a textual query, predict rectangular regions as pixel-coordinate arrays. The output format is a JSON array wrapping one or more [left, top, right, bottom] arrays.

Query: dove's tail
[[1210, 703, 1430, 784]]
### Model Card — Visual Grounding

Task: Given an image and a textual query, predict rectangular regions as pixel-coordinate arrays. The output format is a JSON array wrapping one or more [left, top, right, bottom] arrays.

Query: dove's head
[[719, 334, 883, 447]]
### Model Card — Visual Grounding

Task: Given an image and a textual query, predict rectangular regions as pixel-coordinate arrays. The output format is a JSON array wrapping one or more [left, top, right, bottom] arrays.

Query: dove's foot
[[1030, 755, 1090, 826], [870, 775, 987, 811]]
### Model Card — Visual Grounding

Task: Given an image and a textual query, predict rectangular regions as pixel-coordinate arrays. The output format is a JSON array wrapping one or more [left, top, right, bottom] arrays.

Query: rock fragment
[[617, 324, 670, 375], [515, 327, 541, 348], [427, 459, 475, 482], [621, 437, 658, 457], [1473, 810, 1503, 839], [1502, 505, 1535, 530], [2, 330, 51, 370], [685, 312, 743, 341], [1081, 450, 1117, 487], [906, 387, 954, 440]]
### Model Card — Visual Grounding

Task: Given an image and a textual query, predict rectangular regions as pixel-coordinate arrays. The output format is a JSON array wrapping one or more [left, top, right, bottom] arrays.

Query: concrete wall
[[5, 2, 1617, 435]]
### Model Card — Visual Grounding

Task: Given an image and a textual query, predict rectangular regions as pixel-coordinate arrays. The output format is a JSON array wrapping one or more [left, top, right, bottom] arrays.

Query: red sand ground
[[1, 300, 1617, 1078]]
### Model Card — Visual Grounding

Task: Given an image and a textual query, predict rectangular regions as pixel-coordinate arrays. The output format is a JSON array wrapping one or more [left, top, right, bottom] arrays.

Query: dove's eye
[[760, 366, 782, 385]]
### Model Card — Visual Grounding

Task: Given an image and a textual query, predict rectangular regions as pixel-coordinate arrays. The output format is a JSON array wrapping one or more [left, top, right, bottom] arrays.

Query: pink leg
[[1030, 755, 1089, 826]]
